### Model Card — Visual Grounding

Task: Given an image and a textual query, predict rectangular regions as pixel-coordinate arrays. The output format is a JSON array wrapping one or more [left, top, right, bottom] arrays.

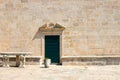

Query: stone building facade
[[0, 0, 120, 65]]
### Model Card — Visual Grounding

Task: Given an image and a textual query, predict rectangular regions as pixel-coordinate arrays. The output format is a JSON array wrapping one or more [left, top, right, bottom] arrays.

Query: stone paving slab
[[0, 65, 120, 80]]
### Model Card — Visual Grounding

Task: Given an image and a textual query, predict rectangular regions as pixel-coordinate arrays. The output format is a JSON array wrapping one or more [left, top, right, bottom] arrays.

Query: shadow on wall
[[32, 28, 44, 40], [32, 23, 65, 40]]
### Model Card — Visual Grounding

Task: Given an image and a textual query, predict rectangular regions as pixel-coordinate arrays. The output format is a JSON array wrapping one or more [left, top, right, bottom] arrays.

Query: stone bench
[[0, 52, 32, 68], [0, 55, 42, 66]]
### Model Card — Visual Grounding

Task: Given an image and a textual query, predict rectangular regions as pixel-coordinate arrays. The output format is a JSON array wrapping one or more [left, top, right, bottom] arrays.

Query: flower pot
[[44, 59, 51, 68]]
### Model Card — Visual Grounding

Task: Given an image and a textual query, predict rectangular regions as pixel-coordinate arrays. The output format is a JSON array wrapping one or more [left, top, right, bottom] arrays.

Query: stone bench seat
[[0, 55, 42, 66], [0, 52, 32, 67]]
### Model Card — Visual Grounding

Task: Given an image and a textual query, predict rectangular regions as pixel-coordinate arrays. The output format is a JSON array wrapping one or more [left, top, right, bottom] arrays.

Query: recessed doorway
[[45, 35, 60, 64]]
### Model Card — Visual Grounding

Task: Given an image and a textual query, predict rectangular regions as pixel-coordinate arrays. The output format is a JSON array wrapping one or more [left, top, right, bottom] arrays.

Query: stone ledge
[[62, 56, 120, 65], [25, 56, 42, 58], [0, 55, 42, 58], [62, 55, 120, 58], [0, 56, 42, 65]]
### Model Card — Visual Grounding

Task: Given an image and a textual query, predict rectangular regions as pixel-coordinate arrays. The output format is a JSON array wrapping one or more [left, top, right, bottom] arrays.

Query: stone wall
[[0, 0, 119, 65], [62, 56, 120, 65]]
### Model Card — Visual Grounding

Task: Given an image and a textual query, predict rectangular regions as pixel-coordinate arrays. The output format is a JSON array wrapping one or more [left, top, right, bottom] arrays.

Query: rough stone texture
[[62, 57, 120, 65], [0, 65, 120, 80], [0, 57, 41, 66], [0, 0, 120, 65]]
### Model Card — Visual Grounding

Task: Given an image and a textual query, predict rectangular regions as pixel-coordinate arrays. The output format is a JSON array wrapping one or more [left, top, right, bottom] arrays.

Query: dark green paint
[[45, 35, 60, 63]]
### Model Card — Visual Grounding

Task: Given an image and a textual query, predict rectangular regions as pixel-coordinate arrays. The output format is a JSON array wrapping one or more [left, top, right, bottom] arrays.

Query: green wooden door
[[45, 35, 60, 63]]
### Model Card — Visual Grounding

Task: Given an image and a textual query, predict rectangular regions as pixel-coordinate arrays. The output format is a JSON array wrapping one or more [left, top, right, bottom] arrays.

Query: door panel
[[45, 35, 60, 63]]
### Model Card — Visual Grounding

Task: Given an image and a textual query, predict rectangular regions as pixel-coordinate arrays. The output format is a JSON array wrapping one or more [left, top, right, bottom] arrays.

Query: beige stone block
[[64, 31, 70, 35], [15, 3, 23, 10], [87, 37, 103, 48], [89, 49, 104, 55], [62, 19, 69, 22], [76, 49, 88, 55], [21, 0, 28, 3], [29, 0, 41, 3], [5, 2, 14, 10], [104, 48, 120, 55], [73, 23, 79, 26], [0, 0, 3, 3]]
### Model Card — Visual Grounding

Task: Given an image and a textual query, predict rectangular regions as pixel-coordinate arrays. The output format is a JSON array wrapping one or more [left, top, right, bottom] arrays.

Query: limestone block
[[15, 3, 24, 10], [21, 0, 28, 3], [89, 49, 104, 55], [62, 19, 69, 22], [104, 48, 120, 55], [75, 49, 88, 55], [0, 0, 3, 3], [88, 40, 104, 49], [5, 2, 14, 10]]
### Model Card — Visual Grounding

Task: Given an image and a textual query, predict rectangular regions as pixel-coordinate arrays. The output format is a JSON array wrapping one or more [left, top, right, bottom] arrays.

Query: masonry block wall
[[0, 0, 119, 65]]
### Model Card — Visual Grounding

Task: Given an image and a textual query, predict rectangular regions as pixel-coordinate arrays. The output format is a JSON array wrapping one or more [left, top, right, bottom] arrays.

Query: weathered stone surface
[[62, 57, 120, 65], [0, 0, 119, 65]]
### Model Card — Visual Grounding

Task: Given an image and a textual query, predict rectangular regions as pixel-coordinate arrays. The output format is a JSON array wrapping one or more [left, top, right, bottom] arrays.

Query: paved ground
[[0, 65, 120, 80]]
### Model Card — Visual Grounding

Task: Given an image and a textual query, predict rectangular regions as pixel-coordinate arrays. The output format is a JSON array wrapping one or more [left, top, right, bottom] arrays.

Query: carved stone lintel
[[39, 23, 65, 31]]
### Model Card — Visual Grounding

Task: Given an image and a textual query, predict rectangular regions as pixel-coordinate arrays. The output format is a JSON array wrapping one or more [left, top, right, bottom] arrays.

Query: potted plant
[[44, 58, 51, 68]]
